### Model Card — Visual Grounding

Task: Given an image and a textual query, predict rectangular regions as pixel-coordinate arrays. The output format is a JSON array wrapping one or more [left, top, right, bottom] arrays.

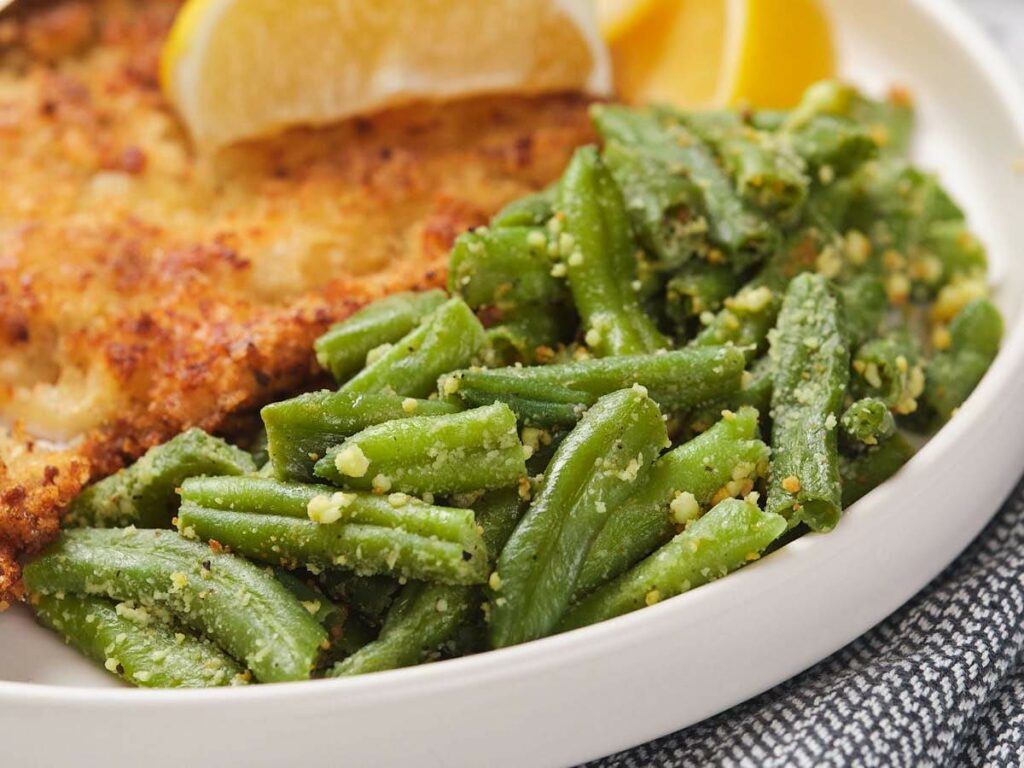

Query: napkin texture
[[588, 477, 1024, 767]]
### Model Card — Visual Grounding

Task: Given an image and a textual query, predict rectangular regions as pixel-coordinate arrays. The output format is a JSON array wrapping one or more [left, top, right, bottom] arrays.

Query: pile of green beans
[[25, 81, 1003, 687]]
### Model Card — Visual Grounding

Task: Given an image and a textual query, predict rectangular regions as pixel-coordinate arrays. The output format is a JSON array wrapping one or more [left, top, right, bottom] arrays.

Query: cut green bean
[[179, 477, 489, 582], [340, 297, 486, 397], [262, 390, 459, 482], [925, 298, 1003, 423], [692, 283, 781, 358], [840, 432, 916, 506], [665, 262, 739, 334], [846, 160, 962, 259], [249, 428, 270, 469], [274, 569, 347, 635], [600, 138, 706, 270], [182, 475, 491, 546], [313, 403, 526, 495], [23, 528, 326, 683], [180, 475, 329, 516], [922, 220, 987, 290], [331, 489, 525, 676], [484, 308, 575, 366], [851, 334, 925, 416], [767, 273, 849, 531], [491, 187, 556, 228], [560, 498, 786, 630], [318, 573, 401, 628], [557, 146, 669, 356], [574, 407, 769, 600], [177, 498, 488, 586], [840, 398, 896, 449], [687, 355, 774, 434], [789, 115, 878, 176], [32, 592, 248, 688], [682, 111, 809, 218], [328, 581, 475, 676], [839, 274, 888, 348], [448, 347, 746, 428], [592, 104, 776, 268], [490, 387, 667, 648], [65, 429, 256, 529], [448, 226, 568, 314], [314, 290, 447, 382]]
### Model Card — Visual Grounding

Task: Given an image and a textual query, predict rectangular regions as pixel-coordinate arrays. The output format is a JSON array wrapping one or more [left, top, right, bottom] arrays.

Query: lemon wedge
[[161, 0, 611, 149], [601, 0, 835, 109], [596, 0, 662, 43]]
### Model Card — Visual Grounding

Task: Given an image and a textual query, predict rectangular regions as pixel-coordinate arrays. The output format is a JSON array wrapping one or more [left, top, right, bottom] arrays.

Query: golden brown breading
[[0, 0, 595, 601]]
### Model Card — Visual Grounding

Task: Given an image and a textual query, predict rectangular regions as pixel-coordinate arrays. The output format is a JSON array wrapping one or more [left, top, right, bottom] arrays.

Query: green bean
[[846, 160, 962, 256], [839, 274, 887, 348], [313, 403, 526, 495], [178, 479, 489, 584], [248, 428, 270, 469], [523, 428, 568, 475], [274, 569, 347, 636], [922, 220, 988, 290], [574, 407, 769, 600], [782, 81, 861, 132], [317, 573, 401, 628], [692, 283, 780, 358], [848, 90, 915, 159], [925, 298, 1003, 423], [490, 387, 667, 647], [328, 581, 475, 676], [767, 273, 849, 532], [176, 495, 487, 585], [789, 115, 878, 176], [686, 356, 775, 434], [560, 498, 786, 630], [456, 386, 587, 430], [449, 225, 578, 361], [484, 308, 575, 366], [340, 297, 486, 397], [665, 262, 739, 334], [448, 227, 568, 313], [682, 111, 809, 218], [749, 109, 788, 132], [182, 477, 487, 545], [600, 138, 706, 270], [840, 432, 916, 506], [65, 429, 256, 529], [334, 613, 377, 658], [840, 398, 896, 449], [31, 592, 248, 688], [23, 528, 327, 683], [448, 347, 747, 428], [851, 334, 925, 415], [592, 105, 776, 268], [180, 475, 325, 516], [331, 489, 524, 676], [262, 390, 459, 482], [784, 81, 914, 160], [491, 187, 556, 228], [556, 146, 669, 356], [314, 290, 447, 382]]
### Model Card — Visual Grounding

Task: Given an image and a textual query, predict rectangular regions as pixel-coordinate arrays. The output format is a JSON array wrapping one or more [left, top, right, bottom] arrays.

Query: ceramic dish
[[2, 0, 1023, 765]]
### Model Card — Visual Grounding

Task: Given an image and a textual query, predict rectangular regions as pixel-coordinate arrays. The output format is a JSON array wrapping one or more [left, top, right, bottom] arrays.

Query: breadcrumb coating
[[0, 0, 594, 601]]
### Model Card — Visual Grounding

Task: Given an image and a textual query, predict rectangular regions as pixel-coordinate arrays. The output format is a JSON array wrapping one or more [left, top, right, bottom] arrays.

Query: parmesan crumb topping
[[335, 444, 370, 478]]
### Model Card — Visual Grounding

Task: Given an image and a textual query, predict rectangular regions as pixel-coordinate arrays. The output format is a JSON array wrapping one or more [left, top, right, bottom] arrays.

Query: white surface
[[2, 1, 1024, 766]]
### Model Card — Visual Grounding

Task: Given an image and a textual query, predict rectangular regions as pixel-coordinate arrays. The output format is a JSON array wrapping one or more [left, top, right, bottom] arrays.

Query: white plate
[[3, 1, 1024, 765]]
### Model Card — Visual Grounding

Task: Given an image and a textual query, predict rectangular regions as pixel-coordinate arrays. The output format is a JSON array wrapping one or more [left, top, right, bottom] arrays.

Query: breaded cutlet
[[0, 0, 595, 604]]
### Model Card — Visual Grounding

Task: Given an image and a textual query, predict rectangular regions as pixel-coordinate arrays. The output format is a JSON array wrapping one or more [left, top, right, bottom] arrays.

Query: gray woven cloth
[[589, 476, 1024, 767]]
